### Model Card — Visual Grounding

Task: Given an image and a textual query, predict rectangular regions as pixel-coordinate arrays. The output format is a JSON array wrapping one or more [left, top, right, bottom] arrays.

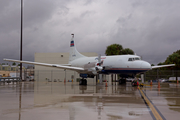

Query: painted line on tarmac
[[138, 87, 166, 120], [143, 84, 151, 86]]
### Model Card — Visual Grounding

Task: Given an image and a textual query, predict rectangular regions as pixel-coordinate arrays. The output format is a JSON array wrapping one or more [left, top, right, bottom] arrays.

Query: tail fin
[[69, 34, 86, 63]]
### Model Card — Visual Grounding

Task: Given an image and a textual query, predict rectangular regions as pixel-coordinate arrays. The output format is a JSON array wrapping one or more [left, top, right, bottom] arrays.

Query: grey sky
[[1, 0, 180, 65]]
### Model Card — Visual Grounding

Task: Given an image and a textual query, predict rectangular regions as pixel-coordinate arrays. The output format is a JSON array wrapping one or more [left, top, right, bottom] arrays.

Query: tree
[[12, 62, 16, 66], [105, 44, 123, 56], [151, 64, 155, 66], [122, 48, 134, 55], [164, 50, 180, 70], [164, 50, 180, 82], [105, 44, 134, 56]]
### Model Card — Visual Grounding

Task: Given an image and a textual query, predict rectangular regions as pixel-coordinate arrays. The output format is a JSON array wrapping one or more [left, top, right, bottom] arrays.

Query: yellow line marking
[[138, 87, 163, 120], [143, 84, 152, 86], [139, 84, 151, 86]]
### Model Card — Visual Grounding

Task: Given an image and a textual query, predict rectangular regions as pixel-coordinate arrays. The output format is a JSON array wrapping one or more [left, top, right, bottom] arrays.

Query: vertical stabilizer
[[69, 34, 86, 63]]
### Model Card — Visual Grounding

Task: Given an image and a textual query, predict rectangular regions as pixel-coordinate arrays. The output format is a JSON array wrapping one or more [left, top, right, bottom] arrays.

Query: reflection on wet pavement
[[141, 83, 180, 120], [1, 81, 180, 120]]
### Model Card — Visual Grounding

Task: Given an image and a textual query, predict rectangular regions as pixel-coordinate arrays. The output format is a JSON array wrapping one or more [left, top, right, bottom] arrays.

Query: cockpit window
[[135, 57, 140, 60], [128, 58, 133, 61], [128, 57, 141, 61]]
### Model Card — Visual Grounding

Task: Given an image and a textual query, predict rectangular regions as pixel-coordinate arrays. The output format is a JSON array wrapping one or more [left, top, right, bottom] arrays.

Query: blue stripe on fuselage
[[102, 69, 149, 74]]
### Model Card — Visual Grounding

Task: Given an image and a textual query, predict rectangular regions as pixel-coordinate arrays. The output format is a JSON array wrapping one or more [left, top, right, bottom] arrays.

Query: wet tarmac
[[0, 81, 180, 120]]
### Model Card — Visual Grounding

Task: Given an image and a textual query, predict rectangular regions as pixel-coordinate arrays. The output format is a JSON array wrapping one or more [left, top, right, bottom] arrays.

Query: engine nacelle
[[95, 66, 103, 71]]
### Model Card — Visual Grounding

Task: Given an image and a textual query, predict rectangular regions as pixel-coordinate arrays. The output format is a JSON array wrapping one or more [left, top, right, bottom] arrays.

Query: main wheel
[[82, 79, 87, 85], [84, 79, 87, 85], [79, 79, 83, 85]]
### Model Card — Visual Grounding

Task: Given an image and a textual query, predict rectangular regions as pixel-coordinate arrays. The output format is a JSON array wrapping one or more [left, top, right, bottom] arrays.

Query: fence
[[144, 70, 180, 82]]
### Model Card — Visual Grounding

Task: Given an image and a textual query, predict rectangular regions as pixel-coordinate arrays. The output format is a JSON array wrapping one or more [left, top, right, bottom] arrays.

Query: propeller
[[97, 54, 103, 84], [95, 54, 103, 72], [88, 54, 103, 75]]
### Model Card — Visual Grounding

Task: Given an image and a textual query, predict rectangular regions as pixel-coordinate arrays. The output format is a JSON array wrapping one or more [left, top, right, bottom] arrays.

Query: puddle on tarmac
[[2, 81, 180, 120]]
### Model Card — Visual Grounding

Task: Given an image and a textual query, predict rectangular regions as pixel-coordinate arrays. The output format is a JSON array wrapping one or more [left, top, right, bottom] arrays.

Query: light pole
[[20, 0, 23, 81]]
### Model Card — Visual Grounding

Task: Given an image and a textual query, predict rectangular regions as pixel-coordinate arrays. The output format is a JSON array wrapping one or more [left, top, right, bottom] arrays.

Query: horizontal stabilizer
[[152, 64, 175, 69]]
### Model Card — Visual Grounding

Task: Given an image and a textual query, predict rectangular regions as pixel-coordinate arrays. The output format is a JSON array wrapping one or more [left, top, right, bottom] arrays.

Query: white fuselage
[[70, 54, 151, 75]]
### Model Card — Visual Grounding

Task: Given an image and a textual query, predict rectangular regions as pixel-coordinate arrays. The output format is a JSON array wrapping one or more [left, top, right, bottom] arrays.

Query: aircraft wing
[[151, 64, 175, 69], [3, 59, 84, 71]]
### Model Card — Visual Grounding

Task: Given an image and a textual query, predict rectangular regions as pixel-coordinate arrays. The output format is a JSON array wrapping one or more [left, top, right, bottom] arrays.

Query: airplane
[[4, 34, 175, 85]]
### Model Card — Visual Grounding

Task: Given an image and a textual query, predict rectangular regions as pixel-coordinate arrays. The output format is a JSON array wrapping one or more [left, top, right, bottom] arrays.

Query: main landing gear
[[79, 78, 87, 85]]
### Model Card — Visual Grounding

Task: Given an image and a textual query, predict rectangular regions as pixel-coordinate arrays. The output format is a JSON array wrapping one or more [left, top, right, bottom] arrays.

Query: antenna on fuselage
[[71, 34, 74, 40]]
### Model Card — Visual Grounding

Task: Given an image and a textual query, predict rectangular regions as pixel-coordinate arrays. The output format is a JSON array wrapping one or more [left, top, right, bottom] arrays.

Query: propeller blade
[[95, 66, 103, 71], [98, 54, 101, 66]]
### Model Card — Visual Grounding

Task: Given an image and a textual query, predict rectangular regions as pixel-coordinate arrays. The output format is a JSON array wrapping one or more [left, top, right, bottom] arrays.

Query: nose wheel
[[79, 78, 87, 85]]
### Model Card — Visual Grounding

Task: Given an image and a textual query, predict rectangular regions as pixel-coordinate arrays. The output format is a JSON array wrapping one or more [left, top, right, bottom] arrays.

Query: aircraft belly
[[103, 68, 149, 74]]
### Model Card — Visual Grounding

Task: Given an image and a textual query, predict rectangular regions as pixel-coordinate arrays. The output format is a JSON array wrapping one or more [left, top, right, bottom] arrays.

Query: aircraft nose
[[141, 61, 151, 70]]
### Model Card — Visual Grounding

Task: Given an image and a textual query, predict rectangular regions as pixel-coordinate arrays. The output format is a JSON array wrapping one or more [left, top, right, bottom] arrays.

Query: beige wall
[[0, 71, 10, 77], [0, 71, 20, 77]]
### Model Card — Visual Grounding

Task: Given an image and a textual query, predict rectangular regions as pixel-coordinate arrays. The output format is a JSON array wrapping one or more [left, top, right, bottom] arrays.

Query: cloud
[[0, 0, 180, 65]]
